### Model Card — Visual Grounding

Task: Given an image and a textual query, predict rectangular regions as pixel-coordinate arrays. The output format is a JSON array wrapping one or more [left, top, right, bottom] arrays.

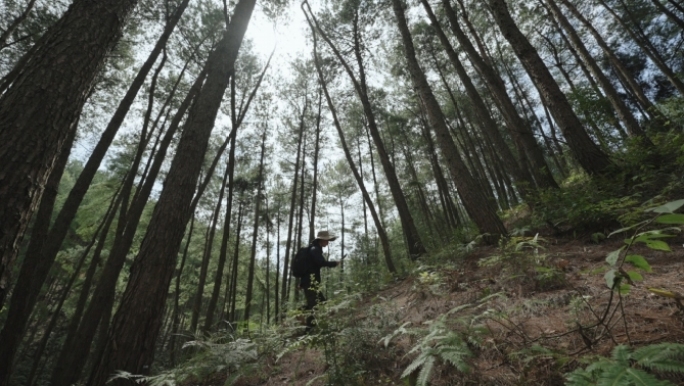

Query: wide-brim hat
[[315, 231, 337, 241]]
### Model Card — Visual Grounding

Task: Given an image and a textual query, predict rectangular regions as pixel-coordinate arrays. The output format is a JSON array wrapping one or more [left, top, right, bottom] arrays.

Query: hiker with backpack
[[292, 230, 339, 330]]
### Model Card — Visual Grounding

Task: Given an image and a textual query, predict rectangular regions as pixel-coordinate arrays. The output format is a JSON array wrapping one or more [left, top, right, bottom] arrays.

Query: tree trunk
[[0, 0, 38, 49], [305, 7, 396, 272], [0, 124, 76, 383], [49, 65, 205, 386], [280, 100, 306, 317], [439, 0, 557, 190], [0, 0, 141, 308], [422, 0, 537, 200], [542, 0, 649, 140], [87, 1, 256, 381], [228, 201, 245, 323], [310, 90, 323, 243], [487, 0, 612, 174], [169, 214, 195, 366], [244, 131, 267, 323], [189, 162, 229, 334], [557, 0, 659, 117], [204, 135, 237, 332]]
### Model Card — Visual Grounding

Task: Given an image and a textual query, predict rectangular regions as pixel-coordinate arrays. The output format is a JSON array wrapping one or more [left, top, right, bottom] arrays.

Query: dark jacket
[[300, 239, 336, 290]]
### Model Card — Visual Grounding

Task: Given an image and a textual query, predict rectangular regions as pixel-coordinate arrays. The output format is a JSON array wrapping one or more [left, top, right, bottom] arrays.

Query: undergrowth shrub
[[479, 235, 565, 292]]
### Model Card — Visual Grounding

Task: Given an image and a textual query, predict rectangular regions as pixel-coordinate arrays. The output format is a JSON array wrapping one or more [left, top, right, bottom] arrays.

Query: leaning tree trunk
[[304, 8, 397, 272], [421, 0, 536, 201], [306, 2, 425, 258], [556, 0, 659, 118], [87, 1, 256, 382], [487, 0, 612, 175], [0, 0, 38, 50], [438, 0, 557, 190], [389, 0, 507, 240], [0, 0, 139, 320], [542, 0, 649, 140]]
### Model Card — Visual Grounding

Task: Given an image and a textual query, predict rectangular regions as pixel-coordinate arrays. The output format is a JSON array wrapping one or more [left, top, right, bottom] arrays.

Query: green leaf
[[655, 213, 684, 225], [625, 255, 651, 272], [619, 284, 631, 295], [605, 248, 622, 266], [646, 199, 684, 214], [645, 240, 671, 252], [627, 271, 643, 281], [605, 269, 618, 289]]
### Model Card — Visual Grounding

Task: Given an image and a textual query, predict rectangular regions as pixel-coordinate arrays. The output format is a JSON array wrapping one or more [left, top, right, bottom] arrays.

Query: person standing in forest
[[300, 231, 339, 330]]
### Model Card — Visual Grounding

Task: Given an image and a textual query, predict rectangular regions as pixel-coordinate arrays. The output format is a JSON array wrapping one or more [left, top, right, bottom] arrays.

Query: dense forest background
[[0, 0, 683, 384]]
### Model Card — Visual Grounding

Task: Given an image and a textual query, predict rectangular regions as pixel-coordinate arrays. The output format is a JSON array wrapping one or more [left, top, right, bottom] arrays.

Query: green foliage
[[381, 297, 494, 386], [566, 343, 684, 386], [109, 333, 257, 385], [602, 199, 683, 294]]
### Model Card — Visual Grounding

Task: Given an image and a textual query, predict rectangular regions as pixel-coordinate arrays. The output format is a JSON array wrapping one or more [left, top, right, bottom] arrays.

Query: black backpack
[[291, 246, 312, 278]]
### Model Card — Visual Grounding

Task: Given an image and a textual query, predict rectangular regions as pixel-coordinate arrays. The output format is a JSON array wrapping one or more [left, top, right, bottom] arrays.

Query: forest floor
[[189, 233, 684, 386]]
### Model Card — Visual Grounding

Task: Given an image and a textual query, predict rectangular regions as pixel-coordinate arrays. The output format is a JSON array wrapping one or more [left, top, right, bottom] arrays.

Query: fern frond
[[634, 343, 684, 373], [596, 363, 629, 386], [402, 353, 428, 379], [624, 368, 673, 386], [565, 368, 597, 386], [416, 356, 435, 386], [610, 345, 631, 365]]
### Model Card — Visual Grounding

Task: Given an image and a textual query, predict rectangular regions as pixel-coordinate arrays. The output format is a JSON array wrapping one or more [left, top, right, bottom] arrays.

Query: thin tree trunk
[[305, 9, 396, 272], [439, 0, 557, 190], [0, 0, 38, 49], [280, 99, 307, 318], [307, 2, 426, 258], [310, 89, 323, 243], [487, 0, 612, 174], [557, 0, 659, 116], [542, 0, 649, 140], [244, 131, 267, 323], [169, 214, 195, 366], [228, 201, 245, 323]]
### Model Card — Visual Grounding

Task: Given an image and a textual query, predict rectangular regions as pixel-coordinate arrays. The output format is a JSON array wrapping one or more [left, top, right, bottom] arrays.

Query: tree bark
[[487, 0, 612, 175], [0, 123, 76, 383], [88, 1, 256, 381]]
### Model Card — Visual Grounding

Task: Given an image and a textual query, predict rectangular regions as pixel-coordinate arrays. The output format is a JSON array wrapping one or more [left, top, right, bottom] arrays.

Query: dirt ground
[[205, 235, 684, 386]]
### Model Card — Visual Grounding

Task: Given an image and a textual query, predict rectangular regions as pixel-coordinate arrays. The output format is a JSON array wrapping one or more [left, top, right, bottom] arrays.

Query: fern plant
[[566, 343, 684, 385], [400, 319, 473, 386], [381, 300, 495, 386]]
